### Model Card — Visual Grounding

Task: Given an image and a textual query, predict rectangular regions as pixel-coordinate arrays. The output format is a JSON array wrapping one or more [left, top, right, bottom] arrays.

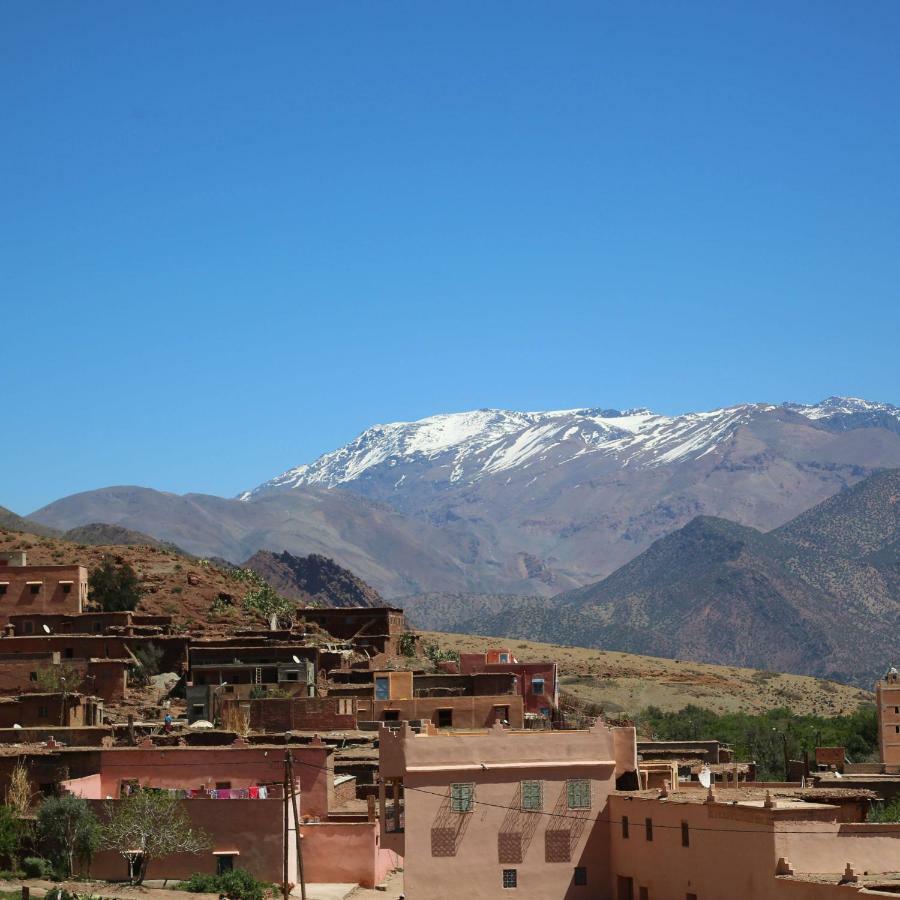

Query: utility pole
[[282, 752, 289, 900], [286, 753, 307, 900]]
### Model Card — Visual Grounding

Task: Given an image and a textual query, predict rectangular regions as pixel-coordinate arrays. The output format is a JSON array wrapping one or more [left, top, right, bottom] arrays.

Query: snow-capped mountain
[[30, 396, 900, 600], [244, 397, 900, 499]]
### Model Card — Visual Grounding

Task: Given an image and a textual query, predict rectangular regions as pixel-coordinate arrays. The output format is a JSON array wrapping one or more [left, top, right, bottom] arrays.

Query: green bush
[[868, 798, 900, 822], [178, 868, 271, 900], [22, 856, 54, 878]]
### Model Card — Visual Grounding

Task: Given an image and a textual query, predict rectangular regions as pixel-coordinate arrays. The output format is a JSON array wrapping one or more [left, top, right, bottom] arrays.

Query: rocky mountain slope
[[242, 550, 383, 607], [28, 397, 900, 598], [405, 469, 900, 686]]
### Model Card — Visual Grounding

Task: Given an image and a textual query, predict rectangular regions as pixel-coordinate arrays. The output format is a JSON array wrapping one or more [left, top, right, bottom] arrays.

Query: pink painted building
[[379, 723, 900, 899], [59, 741, 399, 888], [459, 648, 558, 720], [607, 787, 900, 899], [378, 720, 638, 899]]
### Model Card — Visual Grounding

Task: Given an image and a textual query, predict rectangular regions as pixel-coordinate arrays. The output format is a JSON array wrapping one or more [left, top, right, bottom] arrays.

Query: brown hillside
[[0, 528, 246, 629], [423, 632, 873, 717]]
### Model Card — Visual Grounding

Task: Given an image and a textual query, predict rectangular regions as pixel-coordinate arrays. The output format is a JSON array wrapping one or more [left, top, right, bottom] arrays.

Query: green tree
[[101, 789, 210, 884], [36, 795, 100, 876], [35, 662, 83, 693], [0, 805, 23, 869], [89, 558, 142, 612]]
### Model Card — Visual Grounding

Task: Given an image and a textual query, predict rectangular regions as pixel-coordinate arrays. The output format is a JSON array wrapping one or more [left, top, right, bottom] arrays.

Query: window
[[681, 822, 690, 848], [645, 818, 653, 841], [62, 584, 72, 594], [29, 584, 40, 595], [450, 783, 474, 813], [23, 622, 34, 635], [437, 708, 453, 728], [38, 706, 48, 718], [639, 889, 649, 900], [499, 654, 510, 663], [566, 779, 590, 810], [337, 698, 353, 715], [191, 704, 204, 717], [64, 648, 73, 659], [94, 623, 102, 633], [531, 678, 545, 695], [215, 782, 232, 790], [502, 869, 517, 889], [540, 707, 551, 718], [574, 867, 587, 886], [383, 710, 399, 722], [216, 854, 235, 875], [521, 781, 542, 811], [283, 670, 300, 681], [0, 585, 6, 596], [29, 672, 37, 682], [375, 677, 390, 700], [622, 815, 629, 838]]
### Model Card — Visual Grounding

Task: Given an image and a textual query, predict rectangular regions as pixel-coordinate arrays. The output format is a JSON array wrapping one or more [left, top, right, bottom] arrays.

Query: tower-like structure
[[877, 667, 900, 770]]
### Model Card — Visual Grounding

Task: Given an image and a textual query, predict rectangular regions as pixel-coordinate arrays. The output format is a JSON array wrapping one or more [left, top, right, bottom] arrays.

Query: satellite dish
[[292, 655, 301, 664], [42, 624, 51, 634], [698, 766, 712, 789], [12, 724, 21, 730]]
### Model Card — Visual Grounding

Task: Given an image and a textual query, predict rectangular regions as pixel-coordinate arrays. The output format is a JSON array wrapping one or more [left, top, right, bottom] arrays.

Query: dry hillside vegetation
[[0, 529, 244, 629], [423, 631, 873, 717]]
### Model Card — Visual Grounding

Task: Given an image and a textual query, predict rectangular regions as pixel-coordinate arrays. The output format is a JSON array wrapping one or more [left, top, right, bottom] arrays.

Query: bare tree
[[101, 789, 210, 884]]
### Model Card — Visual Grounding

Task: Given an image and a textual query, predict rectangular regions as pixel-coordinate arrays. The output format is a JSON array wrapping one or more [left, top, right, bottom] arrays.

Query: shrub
[[178, 868, 270, 900], [22, 856, 54, 878]]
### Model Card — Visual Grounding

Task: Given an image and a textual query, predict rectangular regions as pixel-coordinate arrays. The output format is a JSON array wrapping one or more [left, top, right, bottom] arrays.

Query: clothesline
[[120, 784, 279, 799]]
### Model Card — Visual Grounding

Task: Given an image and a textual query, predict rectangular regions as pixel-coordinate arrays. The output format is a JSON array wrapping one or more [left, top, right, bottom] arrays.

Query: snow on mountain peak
[[242, 398, 899, 499]]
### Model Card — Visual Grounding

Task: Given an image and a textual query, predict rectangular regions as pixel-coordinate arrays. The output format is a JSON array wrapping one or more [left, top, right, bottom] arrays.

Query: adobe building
[[459, 648, 558, 721], [0, 691, 103, 728], [877, 667, 900, 771], [54, 742, 399, 888], [357, 669, 525, 729], [299, 607, 412, 657], [7, 611, 173, 636], [607, 786, 900, 899], [378, 719, 639, 899], [0, 552, 86, 624], [186, 645, 317, 722], [0, 649, 129, 702], [243, 695, 360, 732]]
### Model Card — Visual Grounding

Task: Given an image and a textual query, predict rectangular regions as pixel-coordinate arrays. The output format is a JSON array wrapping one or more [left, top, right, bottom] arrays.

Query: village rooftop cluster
[[0, 550, 899, 898]]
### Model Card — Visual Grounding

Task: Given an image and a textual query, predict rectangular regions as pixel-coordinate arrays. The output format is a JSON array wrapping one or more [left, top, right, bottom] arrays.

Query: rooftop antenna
[[698, 766, 712, 789]]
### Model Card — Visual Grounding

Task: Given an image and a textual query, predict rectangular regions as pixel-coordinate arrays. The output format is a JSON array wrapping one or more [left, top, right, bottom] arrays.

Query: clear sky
[[2, 1, 899, 513]]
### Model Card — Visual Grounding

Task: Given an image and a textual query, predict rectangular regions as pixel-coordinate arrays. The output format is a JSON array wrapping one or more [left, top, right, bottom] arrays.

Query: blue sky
[[2, 1, 899, 513]]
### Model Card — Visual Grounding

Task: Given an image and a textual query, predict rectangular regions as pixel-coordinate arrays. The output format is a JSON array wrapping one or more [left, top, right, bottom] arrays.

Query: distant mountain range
[[11, 396, 900, 683], [403, 468, 900, 686], [27, 397, 900, 600]]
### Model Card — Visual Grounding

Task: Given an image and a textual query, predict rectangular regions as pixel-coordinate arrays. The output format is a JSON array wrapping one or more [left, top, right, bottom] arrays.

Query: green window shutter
[[567, 779, 590, 809], [521, 781, 542, 810], [451, 783, 474, 812]]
